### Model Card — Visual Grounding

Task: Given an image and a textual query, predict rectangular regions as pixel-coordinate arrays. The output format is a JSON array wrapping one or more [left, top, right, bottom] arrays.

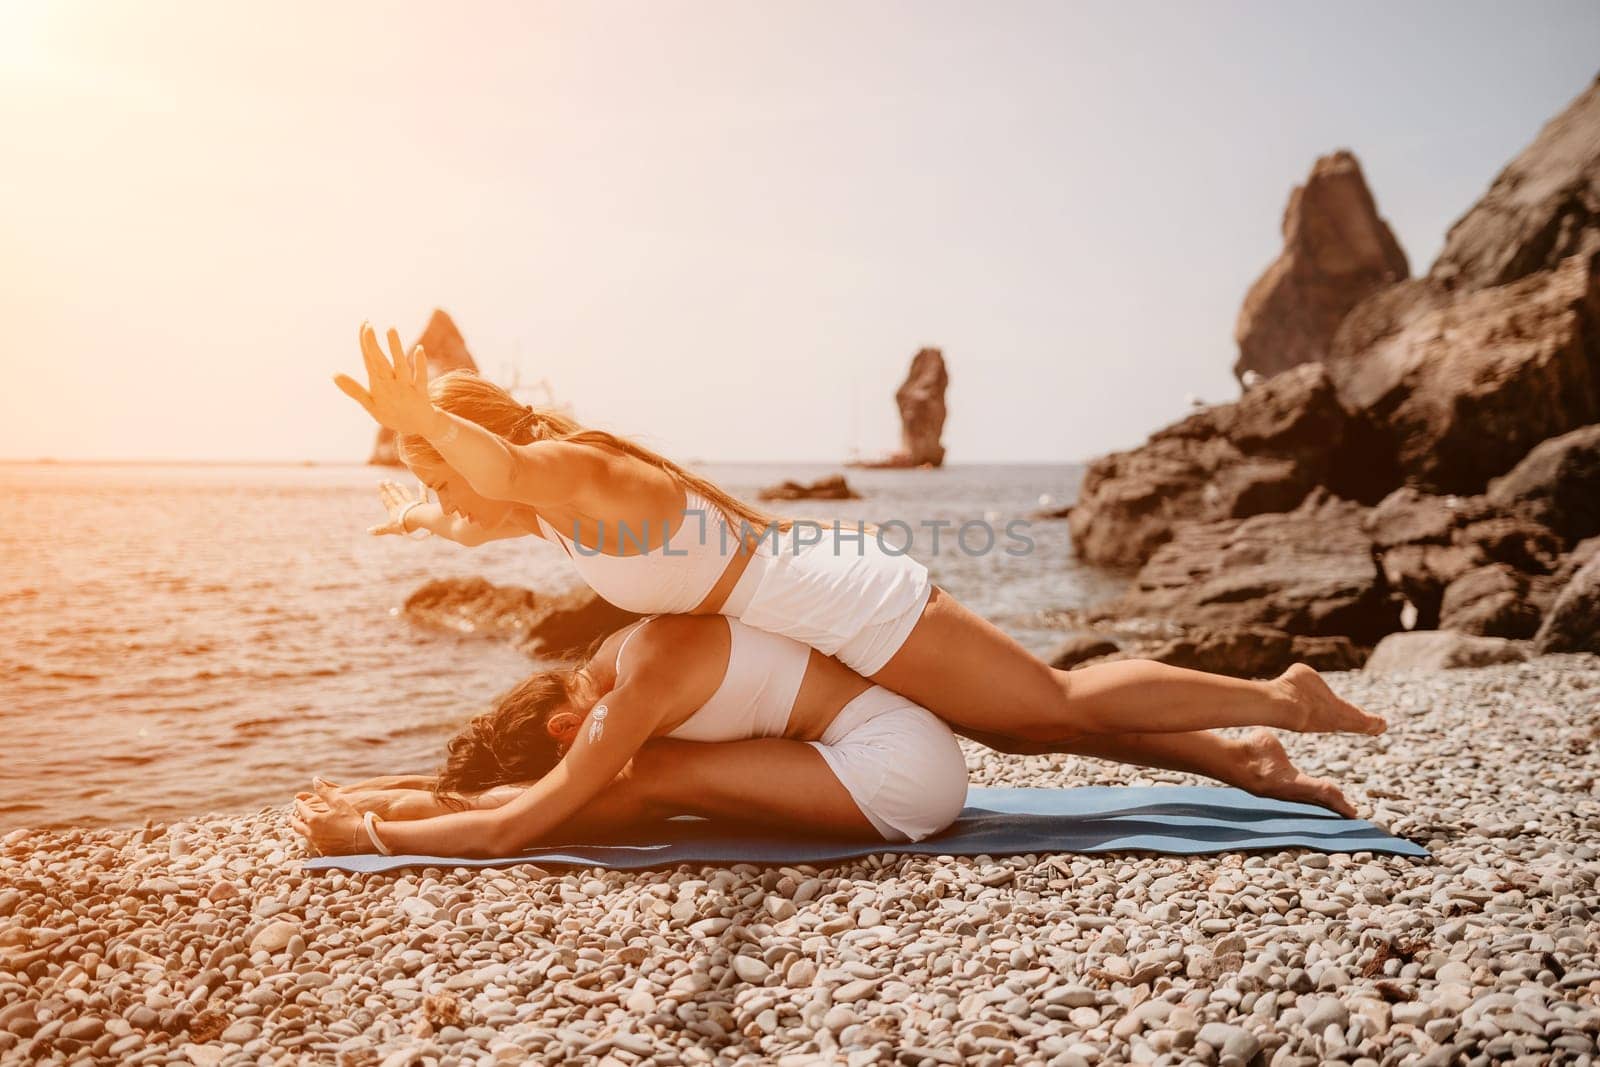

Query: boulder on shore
[[1534, 553, 1600, 654], [1084, 491, 1399, 645], [370, 310, 481, 467], [1057, 625, 1364, 679], [1438, 563, 1543, 639], [403, 578, 537, 642], [403, 578, 638, 661], [758, 474, 861, 502], [1363, 486, 1564, 631], [1234, 150, 1409, 384], [1326, 249, 1600, 495], [1487, 423, 1600, 544], [851, 348, 948, 469], [1068, 364, 1395, 568], [1363, 630, 1531, 673], [1430, 74, 1600, 294]]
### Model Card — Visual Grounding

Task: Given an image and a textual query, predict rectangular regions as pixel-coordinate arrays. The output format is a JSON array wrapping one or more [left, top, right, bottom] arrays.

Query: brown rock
[[1064, 626, 1364, 678], [369, 309, 481, 466], [1553, 536, 1600, 588], [403, 577, 638, 661], [1431, 75, 1600, 293], [1533, 552, 1600, 654], [1234, 151, 1409, 383], [1085, 491, 1399, 644], [1140, 627, 1362, 679], [851, 348, 948, 468], [517, 586, 642, 660], [1364, 487, 1563, 629], [1363, 486, 1464, 548], [1327, 249, 1600, 494], [1375, 542, 1480, 630], [404, 577, 539, 641], [1287, 634, 1369, 672], [1363, 631, 1530, 673], [1487, 423, 1600, 543], [757, 474, 861, 501], [1069, 363, 1395, 568], [1456, 514, 1564, 575], [1438, 563, 1541, 639]]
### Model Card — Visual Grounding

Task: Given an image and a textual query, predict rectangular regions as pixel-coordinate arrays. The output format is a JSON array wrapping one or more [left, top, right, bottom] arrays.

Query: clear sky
[[2, 2, 1597, 465]]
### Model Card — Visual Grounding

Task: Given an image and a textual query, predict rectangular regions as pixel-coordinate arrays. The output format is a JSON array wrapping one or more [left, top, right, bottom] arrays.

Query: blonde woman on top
[[334, 323, 1381, 815]]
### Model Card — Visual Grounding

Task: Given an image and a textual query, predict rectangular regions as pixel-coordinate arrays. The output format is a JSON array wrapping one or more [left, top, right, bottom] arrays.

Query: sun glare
[[0, 2, 53, 74]]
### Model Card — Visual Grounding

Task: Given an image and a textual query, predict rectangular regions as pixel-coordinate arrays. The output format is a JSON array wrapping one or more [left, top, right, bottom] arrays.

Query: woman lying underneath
[[291, 613, 973, 857]]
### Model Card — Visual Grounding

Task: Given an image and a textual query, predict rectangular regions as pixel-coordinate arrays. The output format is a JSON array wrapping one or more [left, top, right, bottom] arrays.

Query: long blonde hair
[[398, 369, 800, 536]]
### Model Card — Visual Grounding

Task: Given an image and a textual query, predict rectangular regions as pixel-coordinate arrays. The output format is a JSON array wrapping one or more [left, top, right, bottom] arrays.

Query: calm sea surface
[[0, 462, 1128, 830]]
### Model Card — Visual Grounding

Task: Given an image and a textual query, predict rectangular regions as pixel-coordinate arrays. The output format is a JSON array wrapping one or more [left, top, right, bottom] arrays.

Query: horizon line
[[0, 456, 1090, 469]]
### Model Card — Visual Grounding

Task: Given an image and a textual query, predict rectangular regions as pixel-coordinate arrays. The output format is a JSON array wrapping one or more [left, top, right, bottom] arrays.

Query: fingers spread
[[412, 344, 429, 389], [386, 328, 409, 377], [334, 375, 378, 416], [360, 323, 393, 384]]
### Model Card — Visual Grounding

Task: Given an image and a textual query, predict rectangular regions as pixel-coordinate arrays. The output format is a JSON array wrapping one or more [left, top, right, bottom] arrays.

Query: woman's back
[[610, 615, 874, 744]]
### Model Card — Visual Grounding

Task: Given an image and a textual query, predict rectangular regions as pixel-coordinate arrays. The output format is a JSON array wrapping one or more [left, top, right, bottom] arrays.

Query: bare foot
[[1275, 662, 1387, 735], [1239, 728, 1358, 818]]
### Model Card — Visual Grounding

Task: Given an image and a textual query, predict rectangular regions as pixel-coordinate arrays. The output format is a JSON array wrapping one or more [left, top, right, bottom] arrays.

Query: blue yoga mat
[[303, 786, 1428, 873]]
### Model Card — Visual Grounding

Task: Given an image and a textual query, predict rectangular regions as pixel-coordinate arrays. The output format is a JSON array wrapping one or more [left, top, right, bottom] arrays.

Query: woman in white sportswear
[[292, 608, 1366, 858], [330, 324, 1380, 817]]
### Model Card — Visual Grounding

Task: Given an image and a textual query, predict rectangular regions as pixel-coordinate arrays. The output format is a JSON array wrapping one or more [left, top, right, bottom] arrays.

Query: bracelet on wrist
[[363, 810, 394, 856], [397, 499, 426, 533]]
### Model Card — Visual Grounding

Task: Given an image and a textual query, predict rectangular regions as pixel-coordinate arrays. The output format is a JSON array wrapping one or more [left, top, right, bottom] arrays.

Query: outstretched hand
[[370, 479, 430, 536], [289, 778, 367, 856], [333, 323, 437, 436]]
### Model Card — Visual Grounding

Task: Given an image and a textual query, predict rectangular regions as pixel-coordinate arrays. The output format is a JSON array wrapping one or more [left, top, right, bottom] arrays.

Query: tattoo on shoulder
[[588, 704, 608, 745]]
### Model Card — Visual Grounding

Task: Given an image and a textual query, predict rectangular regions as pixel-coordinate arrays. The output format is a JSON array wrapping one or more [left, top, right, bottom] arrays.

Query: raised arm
[[368, 482, 528, 547], [334, 323, 608, 510]]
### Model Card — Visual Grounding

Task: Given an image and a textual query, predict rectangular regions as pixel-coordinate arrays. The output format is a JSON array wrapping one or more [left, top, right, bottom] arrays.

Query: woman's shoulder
[[617, 614, 730, 676]]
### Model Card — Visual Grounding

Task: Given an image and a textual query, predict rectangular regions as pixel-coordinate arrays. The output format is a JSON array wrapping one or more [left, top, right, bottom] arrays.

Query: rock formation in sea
[[757, 474, 862, 501], [404, 578, 639, 661], [1234, 151, 1409, 384], [1063, 72, 1600, 676], [851, 348, 948, 469], [369, 310, 482, 467]]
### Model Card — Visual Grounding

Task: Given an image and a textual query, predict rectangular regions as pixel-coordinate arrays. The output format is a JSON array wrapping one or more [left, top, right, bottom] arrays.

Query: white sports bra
[[535, 487, 743, 614], [614, 615, 811, 743]]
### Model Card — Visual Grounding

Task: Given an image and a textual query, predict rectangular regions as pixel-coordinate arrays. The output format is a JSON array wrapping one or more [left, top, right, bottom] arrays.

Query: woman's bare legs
[[952, 722, 1356, 817], [871, 587, 1387, 744], [620, 739, 885, 838]]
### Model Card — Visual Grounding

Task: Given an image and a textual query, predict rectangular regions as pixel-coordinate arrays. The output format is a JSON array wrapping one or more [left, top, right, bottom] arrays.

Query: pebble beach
[[2, 654, 1597, 1066]]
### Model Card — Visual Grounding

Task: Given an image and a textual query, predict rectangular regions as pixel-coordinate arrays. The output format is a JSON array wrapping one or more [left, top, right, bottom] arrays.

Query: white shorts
[[723, 524, 934, 676], [808, 685, 969, 843]]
